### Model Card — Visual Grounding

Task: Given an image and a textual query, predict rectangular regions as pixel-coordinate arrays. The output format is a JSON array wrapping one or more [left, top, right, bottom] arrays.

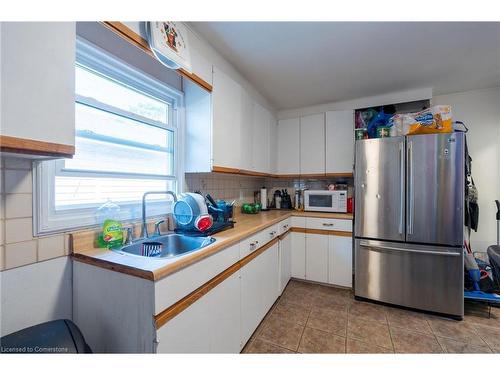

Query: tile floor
[[242, 279, 500, 354]]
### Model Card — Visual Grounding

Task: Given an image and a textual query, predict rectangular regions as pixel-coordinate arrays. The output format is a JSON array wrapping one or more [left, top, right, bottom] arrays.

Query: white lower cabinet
[[241, 253, 263, 345], [328, 235, 353, 287], [305, 233, 329, 283], [208, 272, 242, 352], [291, 231, 306, 279], [262, 242, 280, 312], [279, 232, 292, 293], [240, 242, 279, 345], [156, 290, 211, 353], [156, 271, 241, 353]]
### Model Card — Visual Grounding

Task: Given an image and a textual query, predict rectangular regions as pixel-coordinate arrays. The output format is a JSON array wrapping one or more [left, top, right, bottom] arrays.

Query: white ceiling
[[190, 22, 500, 110]]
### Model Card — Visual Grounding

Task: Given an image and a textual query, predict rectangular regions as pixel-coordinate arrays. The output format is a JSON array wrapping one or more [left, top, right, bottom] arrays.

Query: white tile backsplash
[[5, 193, 32, 219], [38, 235, 65, 261], [184, 173, 265, 205], [4, 158, 33, 170], [5, 217, 33, 243], [0, 220, 4, 245], [4, 169, 32, 194], [4, 240, 37, 269]]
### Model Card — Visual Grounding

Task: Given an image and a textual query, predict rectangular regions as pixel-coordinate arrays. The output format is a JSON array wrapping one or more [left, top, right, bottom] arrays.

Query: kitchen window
[[34, 38, 183, 235]]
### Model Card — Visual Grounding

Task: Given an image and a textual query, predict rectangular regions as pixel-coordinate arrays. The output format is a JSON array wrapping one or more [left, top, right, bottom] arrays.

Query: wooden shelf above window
[[0, 135, 74, 159]]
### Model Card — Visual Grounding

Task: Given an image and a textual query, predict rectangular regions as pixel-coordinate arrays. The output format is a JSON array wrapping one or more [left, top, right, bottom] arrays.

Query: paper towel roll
[[260, 187, 267, 209]]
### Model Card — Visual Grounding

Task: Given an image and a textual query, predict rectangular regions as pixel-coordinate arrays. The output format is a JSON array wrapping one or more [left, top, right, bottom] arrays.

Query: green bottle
[[95, 200, 123, 249]]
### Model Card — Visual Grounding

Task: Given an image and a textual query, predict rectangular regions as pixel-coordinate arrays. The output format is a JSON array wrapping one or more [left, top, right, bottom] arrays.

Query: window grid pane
[[55, 63, 177, 209], [55, 176, 175, 209], [75, 65, 169, 125]]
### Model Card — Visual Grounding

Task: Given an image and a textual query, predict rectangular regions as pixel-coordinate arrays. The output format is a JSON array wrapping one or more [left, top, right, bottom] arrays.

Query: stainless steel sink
[[114, 234, 215, 259]]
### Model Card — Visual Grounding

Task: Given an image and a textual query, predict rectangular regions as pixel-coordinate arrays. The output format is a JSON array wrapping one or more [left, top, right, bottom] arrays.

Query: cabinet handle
[[322, 223, 334, 227]]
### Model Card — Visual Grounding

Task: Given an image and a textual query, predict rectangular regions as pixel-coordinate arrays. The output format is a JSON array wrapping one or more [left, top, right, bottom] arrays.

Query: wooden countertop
[[72, 210, 353, 282]]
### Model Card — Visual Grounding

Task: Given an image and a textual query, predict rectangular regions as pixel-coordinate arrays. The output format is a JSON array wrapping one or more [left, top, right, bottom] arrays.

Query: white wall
[[0, 257, 72, 336], [434, 87, 500, 252]]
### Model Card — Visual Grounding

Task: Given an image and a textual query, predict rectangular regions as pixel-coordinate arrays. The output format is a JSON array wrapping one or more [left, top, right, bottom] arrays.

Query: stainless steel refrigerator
[[354, 132, 464, 318]]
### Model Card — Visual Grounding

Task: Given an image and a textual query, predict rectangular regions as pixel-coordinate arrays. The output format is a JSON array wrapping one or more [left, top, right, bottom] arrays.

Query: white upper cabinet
[[186, 65, 276, 174], [277, 118, 300, 174], [326, 110, 354, 173], [0, 22, 75, 154], [300, 113, 325, 175], [240, 89, 254, 171], [251, 102, 272, 173], [269, 117, 278, 174], [212, 66, 242, 169]]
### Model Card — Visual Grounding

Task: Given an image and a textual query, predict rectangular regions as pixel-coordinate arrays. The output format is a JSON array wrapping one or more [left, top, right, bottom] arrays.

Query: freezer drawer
[[354, 239, 463, 317]]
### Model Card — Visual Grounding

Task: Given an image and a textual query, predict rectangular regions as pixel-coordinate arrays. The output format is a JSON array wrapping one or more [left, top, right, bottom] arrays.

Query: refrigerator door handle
[[399, 141, 404, 235], [359, 241, 461, 256], [407, 140, 414, 235]]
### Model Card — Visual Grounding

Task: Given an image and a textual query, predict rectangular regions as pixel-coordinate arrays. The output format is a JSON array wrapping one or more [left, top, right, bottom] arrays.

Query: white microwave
[[304, 190, 348, 213]]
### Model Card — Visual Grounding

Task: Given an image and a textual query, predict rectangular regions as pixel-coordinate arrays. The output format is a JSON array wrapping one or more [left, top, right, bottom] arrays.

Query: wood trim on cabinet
[[290, 227, 351, 237], [0, 135, 74, 158], [210, 166, 353, 179], [239, 168, 271, 177], [154, 237, 279, 329], [101, 22, 213, 92], [324, 172, 354, 178], [211, 165, 242, 175], [304, 228, 352, 237], [299, 172, 353, 179], [72, 252, 154, 280], [278, 230, 291, 241]]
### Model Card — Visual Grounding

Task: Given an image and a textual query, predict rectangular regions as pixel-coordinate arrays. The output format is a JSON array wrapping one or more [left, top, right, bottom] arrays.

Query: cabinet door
[[277, 118, 300, 174], [305, 233, 329, 283], [212, 66, 242, 169], [291, 231, 306, 279], [326, 110, 354, 173], [240, 89, 254, 171], [252, 102, 271, 173], [279, 233, 292, 293], [261, 242, 280, 313], [208, 272, 242, 353], [240, 253, 264, 344], [328, 235, 353, 287], [300, 113, 325, 174], [156, 271, 241, 353], [1, 22, 75, 146], [269, 114, 278, 174], [156, 291, 211, 353]]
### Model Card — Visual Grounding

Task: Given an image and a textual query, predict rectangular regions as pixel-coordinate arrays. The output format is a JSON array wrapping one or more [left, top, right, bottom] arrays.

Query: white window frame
[[34, 37, 184, 235]]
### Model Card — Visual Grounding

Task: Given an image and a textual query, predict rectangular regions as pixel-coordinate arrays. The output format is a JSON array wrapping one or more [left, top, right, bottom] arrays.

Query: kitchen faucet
[[140, 191, 177, 239]]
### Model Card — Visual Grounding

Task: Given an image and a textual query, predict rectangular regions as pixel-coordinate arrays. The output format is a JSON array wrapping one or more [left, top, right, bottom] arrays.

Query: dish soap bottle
[[96, 200, 123, 249]]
